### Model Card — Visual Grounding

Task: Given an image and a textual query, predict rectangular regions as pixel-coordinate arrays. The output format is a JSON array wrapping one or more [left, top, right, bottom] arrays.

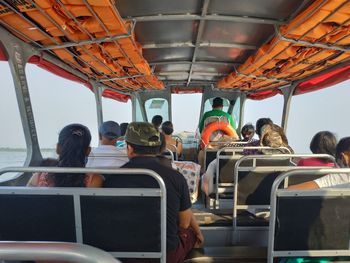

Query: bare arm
[[288, 181, 319, 190], [85, 173, 104, 188], [178, 209, 204, 247]]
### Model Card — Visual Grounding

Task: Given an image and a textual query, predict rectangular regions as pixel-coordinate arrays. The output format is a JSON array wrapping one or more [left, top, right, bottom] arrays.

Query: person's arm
[[85, 173, 104, 188], [177, 141, 183, 156], [288, 181, 319, 190], [27, 173, 40, 187], [178, 209, 204, 248], [198, 112, 208, 133]]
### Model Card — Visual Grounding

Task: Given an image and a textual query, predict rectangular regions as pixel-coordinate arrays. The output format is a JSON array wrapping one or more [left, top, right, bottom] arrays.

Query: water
[[0, 149, 56, 183]]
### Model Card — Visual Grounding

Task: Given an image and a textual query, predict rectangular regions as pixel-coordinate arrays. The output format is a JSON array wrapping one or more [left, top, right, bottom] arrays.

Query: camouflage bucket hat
[[125, 122, 161, 147]]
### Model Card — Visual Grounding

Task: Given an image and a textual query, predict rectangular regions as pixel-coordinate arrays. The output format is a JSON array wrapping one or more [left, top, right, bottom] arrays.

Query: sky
[[0, 62, 349, 154]]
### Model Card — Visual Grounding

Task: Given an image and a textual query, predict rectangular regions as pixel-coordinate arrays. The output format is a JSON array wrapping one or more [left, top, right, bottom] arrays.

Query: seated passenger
[[151, 114, 163, 130], [259, 124, 294, 154], [201, 135, 240, 197], [241, 123, 255, 142], [27, 124, 102, 187], [103, 122, 204, 262], [86, 121, 128, 168], [161, 121, 183, 157], [198, 97, 235, 133], [158, 133, 173, 167], [298, 131, 336, 167], [116, 122, 128, 148], [289, 137, 350, 189], [243, 117, 273, 155]]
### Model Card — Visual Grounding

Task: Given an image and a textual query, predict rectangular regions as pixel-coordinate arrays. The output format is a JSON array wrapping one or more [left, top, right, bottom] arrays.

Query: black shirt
[[103, 156, 191, 251]]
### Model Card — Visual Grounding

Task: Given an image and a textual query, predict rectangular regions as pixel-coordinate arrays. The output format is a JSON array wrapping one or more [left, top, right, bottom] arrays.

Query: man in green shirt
[[198, 97, 235, 133]]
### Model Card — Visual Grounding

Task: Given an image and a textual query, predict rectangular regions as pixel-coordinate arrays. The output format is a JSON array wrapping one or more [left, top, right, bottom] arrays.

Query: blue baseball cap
[[99, 121, 121, 140]]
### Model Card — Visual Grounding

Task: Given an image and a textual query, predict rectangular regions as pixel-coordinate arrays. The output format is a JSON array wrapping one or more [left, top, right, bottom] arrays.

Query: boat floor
[[185, 246, 267, 263]]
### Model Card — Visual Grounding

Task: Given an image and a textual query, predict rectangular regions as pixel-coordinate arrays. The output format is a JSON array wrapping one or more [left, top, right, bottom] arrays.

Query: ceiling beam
[[124, 14, 286, 25], [142, 41, 257, 50], [149, 61, 238, 66], [187, 0, 211, 86]]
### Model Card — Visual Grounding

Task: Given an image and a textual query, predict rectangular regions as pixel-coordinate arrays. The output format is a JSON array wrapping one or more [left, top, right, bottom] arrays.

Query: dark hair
[[40, 158, 58, 167], [120, 122, 129, 136], [212, 97, 223, 108], [127, 142, 161, 155], [241, 123, 255, 141], [50, 124, 91, 187], [310, 131, 337, 156], [335, 137, 350, 167], [152, 115, 163, 128], [256, 118, 273, 137], [161, 121, 174, 135]]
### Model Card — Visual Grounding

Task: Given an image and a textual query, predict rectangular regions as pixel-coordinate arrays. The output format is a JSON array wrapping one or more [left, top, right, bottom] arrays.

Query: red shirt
[[297, 157, 335, 167]]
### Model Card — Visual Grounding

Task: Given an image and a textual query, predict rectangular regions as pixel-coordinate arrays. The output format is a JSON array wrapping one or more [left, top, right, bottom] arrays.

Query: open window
[[145, 98, 169, 122]]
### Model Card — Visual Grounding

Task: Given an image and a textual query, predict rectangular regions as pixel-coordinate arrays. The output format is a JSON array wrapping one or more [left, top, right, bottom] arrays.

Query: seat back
[[268, 168, 350, 263], [212, 147, 292, 205], [0, 167, 167, 263]]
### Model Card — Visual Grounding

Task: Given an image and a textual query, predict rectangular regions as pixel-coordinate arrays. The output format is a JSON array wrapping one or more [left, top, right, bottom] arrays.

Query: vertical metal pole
[[92, 82, 104, 128], [281, 85, 296, 132], [2, 38, 42, 166], [131, 94, 137, 122], [238, 93, 247, 136], [167, 89, 172, 122]]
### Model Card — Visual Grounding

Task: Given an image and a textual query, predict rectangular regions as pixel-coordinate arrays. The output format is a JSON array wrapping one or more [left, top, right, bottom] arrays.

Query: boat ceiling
[[1, 0, 350, 100]]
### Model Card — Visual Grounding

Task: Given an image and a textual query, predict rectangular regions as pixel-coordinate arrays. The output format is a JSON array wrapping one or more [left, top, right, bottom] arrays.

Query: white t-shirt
[[314, 173, 350, 188], [201, 159, 217, 196], [86, 145, 128, 168]]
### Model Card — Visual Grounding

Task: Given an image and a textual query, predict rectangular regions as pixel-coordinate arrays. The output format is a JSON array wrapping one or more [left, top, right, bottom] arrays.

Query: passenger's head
[[125, 122, 162, 158], [99, 121, 120, 145], [120, 122, 129, 137], [212, 97, 224, 109], [241, 123, 255, 141], [53, 124, 91, 187], [161, 121, 174, 136], [335, 137, 350, 167], [309, 131, 337, 156], [260, 124, 292, 154], [255, 118, 273, 138], [151, 115, 163, 129]]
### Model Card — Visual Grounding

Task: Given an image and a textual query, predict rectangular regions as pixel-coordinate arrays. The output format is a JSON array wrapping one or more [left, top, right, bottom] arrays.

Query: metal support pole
[[281, 84, 297, 132], [238, 93, 247, 136], [92, 82, 104, 130], [1, 35, 42, 166]]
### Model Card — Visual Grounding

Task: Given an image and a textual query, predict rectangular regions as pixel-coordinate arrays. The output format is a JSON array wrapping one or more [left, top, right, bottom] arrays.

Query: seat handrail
[[164, 148, 175, 161], [0, 241, 120, 263], [268, 168, 350, 263], [0, 167, 167, 263], [231, 154, 336, 227], [213, 153, 333, 206]]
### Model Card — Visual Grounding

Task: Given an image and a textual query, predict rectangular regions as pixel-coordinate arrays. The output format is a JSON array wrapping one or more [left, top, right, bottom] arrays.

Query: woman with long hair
[[27, 123, 102, 187]]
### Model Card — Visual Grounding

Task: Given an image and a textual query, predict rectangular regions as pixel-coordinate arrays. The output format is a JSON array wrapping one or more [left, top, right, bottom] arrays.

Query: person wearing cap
[[103, 122, 204, 263], [198, 97, 235, 133], [86, 121, 128, 168]]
